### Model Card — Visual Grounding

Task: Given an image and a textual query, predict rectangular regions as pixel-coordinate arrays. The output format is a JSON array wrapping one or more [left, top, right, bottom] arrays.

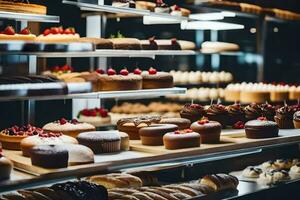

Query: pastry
[[43, 118, 96, 138], [290, 163, 300, 178], [154, 0, 170, 13], [87, 173, 142, 189], [191, 118, 222, 144], [274, 106, 295, 129], [136, 1, 156, 11], [163, 185, 201, 196], [159, 118, 191, 130], [78, 108, 111, 127], [242, 166, 263, 178], [170, 5, 190, 17], [36, 27, 80, 43], [0, 124, 43, 150], [155, 39, 196, 50], [244, 103, 263, 121], [201, 41, 239, 53], [97, 68, 142, 91], [180, 103, 205, 123], [205, 104, 228, 127], [294, 111, 300, 128], [141, 68, 173, 89], [79, 37, 113, 49], [0, 149, 13, 180], [112, 0, 135, 8], [224, 84, 241, 102], [117, 116, 161, 140], [226, 103, 245, 126], [76, 131, 121, 154], [30, 145, 69, 169], [20, 132, 78, 157], [240, 90, 270, 104], [0, 26, 36, 41], [61, 144, 94, 165], [258, 169, 290, 185], [260, 103, 276, 121], [139, 124, 178, 146], [199, 174, 239, 191], [109, 38, 141, 50], [180, 183, 214, 194], [245, 117, 279, 139], [163, 129, 200, 150], [0, 0, 46, 14]]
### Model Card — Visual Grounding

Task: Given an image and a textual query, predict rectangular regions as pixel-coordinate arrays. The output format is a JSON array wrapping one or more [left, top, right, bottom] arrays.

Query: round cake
[[159, 118, 191, 130], [43, 118, 95, 138], [59, 144, 94, 165], [20, 132, 78, 157], [139, 124, 178, 146], [0, 151, 13, 180], [97, 68, 142, 91], [0, 124, 43, 150], [30, 145, 69, 169], [274, 106, 295, 129], [76, 131, 121, 154], [141, 68, 174, 89], [180, 103, 205, 123], [294, 111, 300, 129], [78, 108, 111, 127], [205, 104, 228, 127], [117, 116, 161, 140], [245, 117, 279, 139], [163, 129, 200, 150], [240, 90, 270, 104], [190, 118, 222, 144]]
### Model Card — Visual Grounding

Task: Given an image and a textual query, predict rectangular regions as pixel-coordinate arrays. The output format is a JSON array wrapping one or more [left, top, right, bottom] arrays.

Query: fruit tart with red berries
[[0, 124, 43, 150], [0, 26, 36, 41], [43, 118, 95, 138], [141, 67, 174, 89], [78, 107, 111, 127], [36, 27, 80, 43]]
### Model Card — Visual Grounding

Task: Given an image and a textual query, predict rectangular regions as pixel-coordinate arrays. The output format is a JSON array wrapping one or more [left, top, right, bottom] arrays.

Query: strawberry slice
[[3, 26, 15, 35], [64, 27, 76, 35], [43, 28, 51, 36], [50, 27, 60, 34], [19, 27, 31, 35]]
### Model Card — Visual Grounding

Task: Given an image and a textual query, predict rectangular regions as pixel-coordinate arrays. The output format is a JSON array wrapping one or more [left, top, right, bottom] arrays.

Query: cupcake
[[180, 103, 205, 123], [226, 103, 245, 126], [293, 111, 300, 129], [245, 117, 279, 139], [190, 118, 222, 143], [260, 103, 276, 121], [244, 103, 263, 121], [205, 104, 228, 127], [274, 106, 295, 129]]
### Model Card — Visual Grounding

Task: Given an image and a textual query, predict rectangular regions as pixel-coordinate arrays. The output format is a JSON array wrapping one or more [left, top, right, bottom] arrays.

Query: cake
[[154, 39, 196, 50], [97, 68, 142, 91], [0, 26, 36, 41], [112, 0, 135, 8], [141, 68, 173, 89], [36, 27, 80, 43], [30, 145, 69, 169], [109, 38, 141, 50], [244, 103, 263, 121], [20, 132, 78, 157], [180, 103, 205, 123], [163, 129, 200, 150], [0, 124, 43, 150], [240, 90, 270, 104], [289, 86, 300, 100], [245, 117, 279, 139], [139, 124, 178, 146], [258, 169, 290, 185], [170, 5, 191, 17], [78, 108, 111, 127], [43, 118, 96, 138], [226, 103, 245, 126], [205, 104, 228, 127], [76, 131, 121, 154], [140, 37, 158, 50], [0, 0, 46, 15], [60, 144, 94, 165], [242, 166, 263, 178], [191, 118, 222, 144], [274, 106, 295, 129], [117, 116, 161, 140], [294, 111, 300, 128], [154, 0, 170, 13], [0, 148, 13, 180], [159, 118, 191, 130], [79, 37, 113, 49], [224, 84, 241, 102]]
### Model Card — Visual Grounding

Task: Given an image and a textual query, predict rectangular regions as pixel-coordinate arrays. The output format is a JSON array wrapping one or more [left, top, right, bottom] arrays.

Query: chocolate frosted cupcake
[[244, 103, 263, 121], [180, 103, 205, 123], [205, 104, 228, 127], [260, 103, 276, 121], [226, 103, 245, 126], [274, 106, 295, 129], [293, 111, 300, 129]]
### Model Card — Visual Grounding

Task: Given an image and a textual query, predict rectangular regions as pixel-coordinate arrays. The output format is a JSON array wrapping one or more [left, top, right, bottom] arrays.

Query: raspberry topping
[[233, 121, 245, 129], [107, 68, 116, 76], [79, 108, 109, 118], [64, 27, 76, 35], [3, 26, 15, 35], [171, 38, 177, 45], [134, 68, 142, 75], [59, 118, 67, 125], [2, 124, 43, 136], [50, 27, 60, 34], [190, 104, 202, 109], [257, 116, 267, 121], [43, 29, 51, 36], [120, 68, 129, 76], [173, 5, 181, 11], [51, 65, 73, 73], [148, 67, 157, 75], [197, 118, 209, 125]]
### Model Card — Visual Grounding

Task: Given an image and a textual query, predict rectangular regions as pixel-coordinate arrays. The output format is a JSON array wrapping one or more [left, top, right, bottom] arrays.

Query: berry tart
[[141, 68, 174, 89], [163, 129, 200, 150], [0, 0, 46, 15], [190, 118, 222, 144], [180, 103, 205, 123], [205, 104, 228, 127], [0, 147, 13, 180], [245, 117, 279, 139], [20, 132, 78, 157], [78, 108, 111, 127], [36, 27, 80, 43], [0, 124, 43, 150], [0, 26, 36, 41], [274, 105, 295, 129], [43, 118, 96, 138], [96, 68, 142, 91]]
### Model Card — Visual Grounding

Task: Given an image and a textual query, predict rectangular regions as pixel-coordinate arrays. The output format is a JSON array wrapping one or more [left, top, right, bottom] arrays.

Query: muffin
[[76, 131, 121, 154], [190, 118, 222, 143], [180, 103, 205, 123], [226, 103, 245, 126], [245, 117, 279, 139], [274, 106, 295, 129], [205, 104, 228, 127], [260, 103, 276, 121], [293, 111, 300, 129], [244, 103, 263, 121]]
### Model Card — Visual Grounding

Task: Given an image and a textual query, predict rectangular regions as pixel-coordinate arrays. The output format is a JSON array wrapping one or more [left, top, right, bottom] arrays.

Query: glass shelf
[[0, 11, 59, 23]]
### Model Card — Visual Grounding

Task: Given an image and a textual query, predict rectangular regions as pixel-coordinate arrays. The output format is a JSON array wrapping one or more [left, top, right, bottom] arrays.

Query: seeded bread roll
[[200, 174, 239, 191]]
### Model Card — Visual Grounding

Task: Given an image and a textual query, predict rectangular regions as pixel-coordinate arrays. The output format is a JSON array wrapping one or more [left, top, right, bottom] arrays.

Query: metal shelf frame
[[0, 11, 60, 23]]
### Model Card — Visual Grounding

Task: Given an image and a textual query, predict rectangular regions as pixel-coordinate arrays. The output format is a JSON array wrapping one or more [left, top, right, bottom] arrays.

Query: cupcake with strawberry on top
[[78, 108, 111, 127]]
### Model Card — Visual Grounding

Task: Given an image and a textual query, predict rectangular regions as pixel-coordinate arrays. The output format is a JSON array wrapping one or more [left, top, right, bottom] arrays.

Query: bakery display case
[[0, 0, 300, 199]]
